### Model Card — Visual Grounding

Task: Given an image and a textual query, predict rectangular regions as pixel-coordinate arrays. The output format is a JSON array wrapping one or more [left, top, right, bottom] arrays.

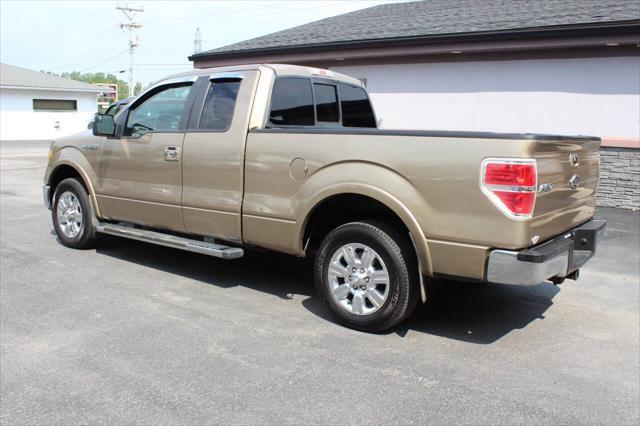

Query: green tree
[[42, 70, 142, 100]]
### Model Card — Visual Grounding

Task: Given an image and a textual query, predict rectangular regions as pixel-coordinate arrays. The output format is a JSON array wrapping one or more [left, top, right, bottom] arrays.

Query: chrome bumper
[[43, 185, 51, 210], [486, 219, 606, 286]]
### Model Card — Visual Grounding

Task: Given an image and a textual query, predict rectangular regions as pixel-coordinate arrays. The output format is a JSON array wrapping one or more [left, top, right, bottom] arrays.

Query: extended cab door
[[243, 77, 378, 253], [96, 80, 197, 231], [181, 70, 259, 242]]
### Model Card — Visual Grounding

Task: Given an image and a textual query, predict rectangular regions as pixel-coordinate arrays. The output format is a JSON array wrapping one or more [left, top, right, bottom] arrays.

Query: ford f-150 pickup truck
[[43, 64, 606, 332]]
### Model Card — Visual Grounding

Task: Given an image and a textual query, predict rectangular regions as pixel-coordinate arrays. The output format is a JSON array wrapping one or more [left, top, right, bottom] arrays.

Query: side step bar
[[95, 222, 244, 259]]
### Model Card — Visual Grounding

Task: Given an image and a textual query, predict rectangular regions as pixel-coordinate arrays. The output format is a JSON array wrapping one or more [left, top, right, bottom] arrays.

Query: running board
[[95, 223, 244, 259]]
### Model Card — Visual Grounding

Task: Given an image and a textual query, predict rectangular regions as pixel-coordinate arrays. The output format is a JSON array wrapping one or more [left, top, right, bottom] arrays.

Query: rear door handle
[[164, 146, 180, 161]]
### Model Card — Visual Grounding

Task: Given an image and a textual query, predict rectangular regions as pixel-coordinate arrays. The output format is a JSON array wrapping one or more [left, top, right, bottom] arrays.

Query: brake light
[[481, 159, 537, 219], [485, 163, 536, 187]]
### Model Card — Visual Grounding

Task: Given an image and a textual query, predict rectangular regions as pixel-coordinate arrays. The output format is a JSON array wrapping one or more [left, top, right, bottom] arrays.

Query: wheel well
[[48, 165, 88, 202], [303, 193, 411, 255]]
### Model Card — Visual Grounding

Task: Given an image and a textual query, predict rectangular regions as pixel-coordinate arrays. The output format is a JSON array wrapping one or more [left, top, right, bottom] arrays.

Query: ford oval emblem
[[569, 175, 581, 189]]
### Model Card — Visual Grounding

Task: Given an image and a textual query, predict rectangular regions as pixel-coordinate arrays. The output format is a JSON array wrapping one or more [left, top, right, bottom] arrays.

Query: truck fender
[[294, 162, 434, 278], [46, 149, 101, 221]]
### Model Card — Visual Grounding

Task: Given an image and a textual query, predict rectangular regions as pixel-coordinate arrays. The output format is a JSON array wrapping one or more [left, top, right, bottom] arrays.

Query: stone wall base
[[597, 147, 639, 210]]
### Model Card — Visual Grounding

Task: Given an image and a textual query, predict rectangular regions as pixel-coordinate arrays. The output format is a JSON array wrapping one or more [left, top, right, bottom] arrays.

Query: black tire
[[314, 221, 420, 332], [52, 177, 96, 249]]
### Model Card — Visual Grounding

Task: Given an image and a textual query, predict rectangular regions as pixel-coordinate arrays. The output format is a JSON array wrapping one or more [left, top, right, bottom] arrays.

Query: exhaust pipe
[[550, 269, 579, 285]]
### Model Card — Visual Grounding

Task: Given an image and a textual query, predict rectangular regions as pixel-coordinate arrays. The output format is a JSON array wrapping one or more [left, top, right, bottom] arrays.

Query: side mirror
[[92, 113, 115, 137]]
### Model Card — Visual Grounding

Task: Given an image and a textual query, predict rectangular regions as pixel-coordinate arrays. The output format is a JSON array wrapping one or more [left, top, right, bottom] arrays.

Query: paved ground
[[1, 141, 639, 425]]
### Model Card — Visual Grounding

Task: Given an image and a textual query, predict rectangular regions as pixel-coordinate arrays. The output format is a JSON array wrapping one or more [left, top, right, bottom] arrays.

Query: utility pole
[[194, 28, 202, 54], [116, 3, 143, 97]]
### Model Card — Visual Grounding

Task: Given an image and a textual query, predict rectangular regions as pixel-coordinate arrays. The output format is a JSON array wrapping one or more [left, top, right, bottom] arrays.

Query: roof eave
[[189, 20, 640, 61], [0, 85, 101, 93]]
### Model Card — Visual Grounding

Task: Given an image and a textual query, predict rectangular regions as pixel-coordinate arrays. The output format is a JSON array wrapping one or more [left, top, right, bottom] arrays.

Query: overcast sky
[[0, 0, 399, 86]]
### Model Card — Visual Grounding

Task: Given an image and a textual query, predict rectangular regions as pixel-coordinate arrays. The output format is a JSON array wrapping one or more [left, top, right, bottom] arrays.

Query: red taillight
[[492, 191, 536, 215], [485, 163, 536, 187], [481, 159, 537, 219]]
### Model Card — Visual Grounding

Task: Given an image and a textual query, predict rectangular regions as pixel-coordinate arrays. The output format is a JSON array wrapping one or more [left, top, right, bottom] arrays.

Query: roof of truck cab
[[156, 64, 363, 87]]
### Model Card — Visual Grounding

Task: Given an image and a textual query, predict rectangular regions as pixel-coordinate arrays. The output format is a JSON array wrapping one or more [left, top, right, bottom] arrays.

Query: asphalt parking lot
[[1, 140, 639, 425]]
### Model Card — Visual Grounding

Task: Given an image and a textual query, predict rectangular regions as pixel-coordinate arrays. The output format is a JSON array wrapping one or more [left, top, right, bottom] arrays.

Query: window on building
[[338, 83, 376, 128], [32, 99, 77, 112], [269, 78, 315, 126], [313, 83, 339, 123], [199, 79, 241, 131], [125, 84, 192, 137]]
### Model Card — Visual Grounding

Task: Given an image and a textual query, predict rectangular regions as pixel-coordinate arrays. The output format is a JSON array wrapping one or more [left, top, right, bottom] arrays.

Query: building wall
[[0, 88, 97, 141], [332, 56, 640, 209], [331, 56, 640, 143]]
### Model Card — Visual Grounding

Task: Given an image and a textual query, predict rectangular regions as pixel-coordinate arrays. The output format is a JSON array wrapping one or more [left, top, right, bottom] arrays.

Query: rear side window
[[338, 83, 376, 128], [199, 79, 241, 131], [313, 83, 339, 123], [269, 78, 315, 126]]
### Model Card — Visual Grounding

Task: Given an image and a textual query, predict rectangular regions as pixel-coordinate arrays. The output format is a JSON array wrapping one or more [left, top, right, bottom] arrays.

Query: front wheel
[[314, 221, 420, 332], [52, 178, 96, 249]]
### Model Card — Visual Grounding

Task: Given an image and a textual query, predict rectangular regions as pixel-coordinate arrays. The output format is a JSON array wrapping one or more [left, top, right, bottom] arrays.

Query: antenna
[[117, 3, 144, 97], [194, 27, 202, 54]]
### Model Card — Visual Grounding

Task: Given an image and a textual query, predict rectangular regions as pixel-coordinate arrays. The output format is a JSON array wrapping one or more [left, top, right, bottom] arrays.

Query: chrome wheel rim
[[327, 243, 390, 316], [56, 191, 83, 239]]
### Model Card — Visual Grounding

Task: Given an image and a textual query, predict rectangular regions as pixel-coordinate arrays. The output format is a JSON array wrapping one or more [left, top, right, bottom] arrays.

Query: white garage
[[0, 63, 99, 141]]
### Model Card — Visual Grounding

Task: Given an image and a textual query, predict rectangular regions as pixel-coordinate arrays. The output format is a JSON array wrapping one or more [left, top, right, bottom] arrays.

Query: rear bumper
[[486, 219, 606, 286]]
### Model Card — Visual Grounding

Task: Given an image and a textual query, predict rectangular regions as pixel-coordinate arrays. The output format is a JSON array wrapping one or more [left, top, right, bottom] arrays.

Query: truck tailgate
[[531, 137, 601, 243]]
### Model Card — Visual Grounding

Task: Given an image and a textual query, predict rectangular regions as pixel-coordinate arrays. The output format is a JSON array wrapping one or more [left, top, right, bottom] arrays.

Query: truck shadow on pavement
[[302, 277, 559, 343], [392, 278, 559, 343], [94, 236, 559, 344]]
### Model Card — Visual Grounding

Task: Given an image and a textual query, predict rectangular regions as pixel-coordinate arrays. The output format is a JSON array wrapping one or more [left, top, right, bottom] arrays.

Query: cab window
[[125, 84, 192, 137], [313, 83, 339, 123], [269, 78, 315, 126], [199, 79, 241, 131], [338, 83, 376, 128]]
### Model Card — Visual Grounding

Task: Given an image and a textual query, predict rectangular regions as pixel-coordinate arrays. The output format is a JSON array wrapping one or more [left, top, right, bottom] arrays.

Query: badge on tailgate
[[569, 175, 581, 189]]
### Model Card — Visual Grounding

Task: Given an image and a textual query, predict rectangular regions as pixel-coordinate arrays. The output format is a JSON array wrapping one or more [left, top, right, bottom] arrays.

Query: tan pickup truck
[[43, 64, 606, 332]]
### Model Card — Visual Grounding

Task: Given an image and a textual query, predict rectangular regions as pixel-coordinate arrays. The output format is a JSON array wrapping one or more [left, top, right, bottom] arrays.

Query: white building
[[332, 57, 640, 145], [190, 0, 639, 148], [0, 63, 100, 141], [190, 0, 640, 208]]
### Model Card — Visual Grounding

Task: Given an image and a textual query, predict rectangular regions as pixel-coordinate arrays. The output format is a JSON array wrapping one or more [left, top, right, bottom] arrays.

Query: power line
[[78, 49, 130, 72], [141, 1, 388, 27], [13, 13, 115, 48], [16, 10, 106, 46]]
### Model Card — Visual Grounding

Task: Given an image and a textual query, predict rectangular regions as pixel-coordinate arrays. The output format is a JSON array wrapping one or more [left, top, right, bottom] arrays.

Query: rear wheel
[[52, 178, 96, 249], [314, 221, 420, 332]]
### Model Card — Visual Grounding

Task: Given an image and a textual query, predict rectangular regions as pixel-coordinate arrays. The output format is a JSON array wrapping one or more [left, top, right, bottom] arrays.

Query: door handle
[[164, 146, 180, 161]]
